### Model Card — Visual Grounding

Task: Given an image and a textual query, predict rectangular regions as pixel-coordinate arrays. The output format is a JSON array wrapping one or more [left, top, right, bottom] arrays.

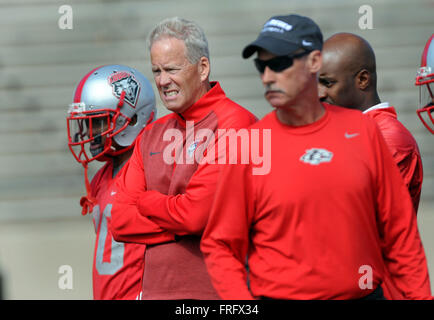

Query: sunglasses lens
[[254, 56, 294, 73], [254, 59, 266, 73], [274, 56, 295, 71]]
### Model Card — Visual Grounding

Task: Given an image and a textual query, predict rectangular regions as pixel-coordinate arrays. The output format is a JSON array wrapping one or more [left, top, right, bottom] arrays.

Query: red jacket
[[364, 104, 424, 300], [364, 105, 423, 213], [110, 82, 257, 299], [201, 104, 432, 300]]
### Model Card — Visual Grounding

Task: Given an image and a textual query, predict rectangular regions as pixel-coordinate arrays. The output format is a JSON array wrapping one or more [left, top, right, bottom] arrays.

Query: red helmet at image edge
[[415, 34, 434, 134]]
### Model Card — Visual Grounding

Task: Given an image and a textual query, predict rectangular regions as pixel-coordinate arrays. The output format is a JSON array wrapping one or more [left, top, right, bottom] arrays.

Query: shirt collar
[[175, 81, 225, 123], [363, 102, 390, 114]]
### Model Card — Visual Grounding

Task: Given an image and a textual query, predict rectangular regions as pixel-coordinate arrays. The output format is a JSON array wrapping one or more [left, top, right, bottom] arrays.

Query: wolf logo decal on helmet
[[108, 71, 140, 107]]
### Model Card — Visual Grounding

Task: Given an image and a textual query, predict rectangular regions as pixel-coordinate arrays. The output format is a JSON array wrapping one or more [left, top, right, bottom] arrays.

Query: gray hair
[[147, 17, 210, 64]]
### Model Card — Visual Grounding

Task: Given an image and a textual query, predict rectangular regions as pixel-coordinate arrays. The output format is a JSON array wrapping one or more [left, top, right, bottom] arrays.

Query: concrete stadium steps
[[0, 131, 68, 154], [0, 173, 90, 201], [0, 197, 84, 222], [421, 178, 434, 201], [0, 0, 432, 28], [1, 26, 432, 66], [0, 1, 432, 50], [0, 152, 84, 178]]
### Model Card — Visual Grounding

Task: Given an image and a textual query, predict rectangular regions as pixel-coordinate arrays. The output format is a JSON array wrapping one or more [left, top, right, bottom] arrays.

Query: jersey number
[[93, 204, 125, 275]]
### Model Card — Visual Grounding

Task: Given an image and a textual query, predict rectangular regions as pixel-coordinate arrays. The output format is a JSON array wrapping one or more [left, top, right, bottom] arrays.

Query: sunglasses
[[254, 51, 310, 73]]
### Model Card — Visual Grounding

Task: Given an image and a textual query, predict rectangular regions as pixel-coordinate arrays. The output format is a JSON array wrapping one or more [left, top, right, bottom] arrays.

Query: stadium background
[[0, 0, 432, 299]]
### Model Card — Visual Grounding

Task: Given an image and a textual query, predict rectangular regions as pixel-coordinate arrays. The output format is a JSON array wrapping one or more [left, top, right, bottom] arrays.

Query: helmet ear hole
[[129, 114, 138, 126]]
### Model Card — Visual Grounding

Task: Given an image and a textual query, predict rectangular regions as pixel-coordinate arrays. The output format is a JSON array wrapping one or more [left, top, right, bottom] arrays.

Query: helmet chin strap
[[79, 146, 131, 216], [106, 143, 135, 157], [80, 161, 97, 215], [105, 109, 155, 158]]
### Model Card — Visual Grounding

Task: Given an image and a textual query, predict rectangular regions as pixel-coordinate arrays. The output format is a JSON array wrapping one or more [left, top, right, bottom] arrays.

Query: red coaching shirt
[[201, 103, 432, 300], [89, 161, 145, 300], [110, 82, 257, 299]]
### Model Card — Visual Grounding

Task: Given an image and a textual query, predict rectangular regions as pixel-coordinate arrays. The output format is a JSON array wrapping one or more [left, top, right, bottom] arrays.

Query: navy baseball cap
[[242, 14, 323, 58]]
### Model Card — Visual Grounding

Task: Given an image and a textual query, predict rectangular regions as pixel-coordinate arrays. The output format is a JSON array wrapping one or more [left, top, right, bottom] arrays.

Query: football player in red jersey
[[201, 14, 432, 300], [67, 64, 156, 299], [415, 34, 434, 134], [318, 33, 424, 299]]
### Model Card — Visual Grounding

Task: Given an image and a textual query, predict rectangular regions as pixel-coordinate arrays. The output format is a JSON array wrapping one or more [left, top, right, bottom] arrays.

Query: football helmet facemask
[[415, 34, 434, 134]]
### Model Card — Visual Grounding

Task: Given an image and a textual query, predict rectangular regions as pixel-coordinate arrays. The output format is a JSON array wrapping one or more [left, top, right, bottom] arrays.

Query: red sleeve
[[394, 149, 423, 213], [137, 112, 257, 236], [110, 134, 175, 245], [137, 161, 219, 235], [200, 142, 255, 300], [369, 119, 432, 299], [401, 151, 423, 213], [376, 119, 423, 213]]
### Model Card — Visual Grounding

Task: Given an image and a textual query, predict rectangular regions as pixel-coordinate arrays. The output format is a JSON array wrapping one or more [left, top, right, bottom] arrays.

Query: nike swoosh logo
[[150, 151, 161, 156], [111, 191, 116, 196], [302, 40, 313, 46], [345, 132, 359, 139]]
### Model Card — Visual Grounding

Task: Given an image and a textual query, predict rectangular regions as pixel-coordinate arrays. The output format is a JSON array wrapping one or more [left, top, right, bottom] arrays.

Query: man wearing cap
[[201, 14, 432, 300]]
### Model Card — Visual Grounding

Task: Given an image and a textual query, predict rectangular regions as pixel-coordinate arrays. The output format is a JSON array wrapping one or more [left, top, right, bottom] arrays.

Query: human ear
[[356, 69, 370, 90], [307, 50, 322, 74], [198, 56, 210, 82]]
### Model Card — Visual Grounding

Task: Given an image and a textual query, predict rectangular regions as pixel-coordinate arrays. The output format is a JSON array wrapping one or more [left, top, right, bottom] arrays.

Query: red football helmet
[[415, 34, 434, 134]]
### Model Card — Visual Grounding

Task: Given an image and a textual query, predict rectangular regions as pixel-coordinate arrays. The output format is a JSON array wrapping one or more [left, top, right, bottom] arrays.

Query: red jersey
[[90, 161, 146, 300], [201, 104, 432, 300], [364, 104, 423, 213], [110, 82, 257, 299], [364, 103, 424, 300]]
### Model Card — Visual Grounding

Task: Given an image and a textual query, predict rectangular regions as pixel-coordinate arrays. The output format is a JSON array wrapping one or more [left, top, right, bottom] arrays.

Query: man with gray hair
[[110, 17, 256, 299]]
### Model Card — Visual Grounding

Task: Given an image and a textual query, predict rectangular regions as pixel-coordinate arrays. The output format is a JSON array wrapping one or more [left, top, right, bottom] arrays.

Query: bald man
[[318, 32, 424, 300], [319, 33, 423, 213]]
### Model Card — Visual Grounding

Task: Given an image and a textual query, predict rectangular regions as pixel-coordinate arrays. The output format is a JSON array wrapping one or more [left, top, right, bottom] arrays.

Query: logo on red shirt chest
[[300, 148, 333, 165]]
